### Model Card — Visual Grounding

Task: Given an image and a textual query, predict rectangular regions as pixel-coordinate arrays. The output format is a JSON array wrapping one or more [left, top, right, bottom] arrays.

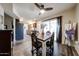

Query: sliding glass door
[[42, 16, 62, 43], [42, 18, 58, 41]]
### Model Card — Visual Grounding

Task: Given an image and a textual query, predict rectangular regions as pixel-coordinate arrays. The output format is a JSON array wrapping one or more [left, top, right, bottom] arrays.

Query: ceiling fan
[[34, 3, 53, 12]]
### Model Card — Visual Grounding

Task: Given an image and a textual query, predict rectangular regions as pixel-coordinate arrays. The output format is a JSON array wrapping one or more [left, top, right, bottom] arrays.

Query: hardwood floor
[[51, 41, 79, 56], [61, 44, 79, 56], [13, 35, 32, 56], [12, 36, 78, 56], [53, 41, 62, 56]]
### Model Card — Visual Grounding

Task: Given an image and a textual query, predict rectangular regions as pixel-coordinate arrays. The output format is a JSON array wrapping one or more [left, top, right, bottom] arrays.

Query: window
[[42, 18, 57, 41]]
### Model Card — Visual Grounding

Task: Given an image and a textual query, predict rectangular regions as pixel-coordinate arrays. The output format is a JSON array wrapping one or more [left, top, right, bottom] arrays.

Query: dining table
[[37, 33, 51, 56]]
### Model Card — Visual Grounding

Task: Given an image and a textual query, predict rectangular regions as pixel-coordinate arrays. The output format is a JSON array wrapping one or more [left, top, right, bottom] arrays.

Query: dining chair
[[31, 32, 42, 56], [46, 32, 54, 56]]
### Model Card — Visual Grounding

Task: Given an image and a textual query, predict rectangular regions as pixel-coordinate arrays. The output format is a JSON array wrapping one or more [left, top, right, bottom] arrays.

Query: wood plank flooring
[[61, 44, 79, 56], [12, 37, 79, 56]]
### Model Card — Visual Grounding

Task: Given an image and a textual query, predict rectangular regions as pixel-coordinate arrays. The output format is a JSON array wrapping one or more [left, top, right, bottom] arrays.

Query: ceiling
[[13, 3, 76, 21], [1, 3, 76, 21]]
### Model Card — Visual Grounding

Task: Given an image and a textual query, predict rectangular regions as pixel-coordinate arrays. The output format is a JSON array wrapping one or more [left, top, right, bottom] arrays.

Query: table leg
[[42, 42, 46, 56]]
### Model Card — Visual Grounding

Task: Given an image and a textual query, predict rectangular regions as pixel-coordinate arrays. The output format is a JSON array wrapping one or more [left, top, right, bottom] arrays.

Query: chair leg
[[36, 48, 39, 56], [49, 46, 51, 56], [31, 50, 34, 56], [50, 46, 53, 56], [31, 46, 34, 56]]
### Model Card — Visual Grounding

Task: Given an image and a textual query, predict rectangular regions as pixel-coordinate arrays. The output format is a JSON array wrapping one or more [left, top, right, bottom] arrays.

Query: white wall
[[1, 3, 13, 17], [76, 4, 79, 42], [4, 13, 13, 29], [74, 4, 79, 54], [0, 4, 4, 30], [57, 7, 76, 44], [0, 4, 4, 16]]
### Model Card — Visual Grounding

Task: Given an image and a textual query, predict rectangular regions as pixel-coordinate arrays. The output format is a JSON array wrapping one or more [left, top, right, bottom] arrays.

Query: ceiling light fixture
[[40, 9, 45, 14], [19, 17, 23, 23]]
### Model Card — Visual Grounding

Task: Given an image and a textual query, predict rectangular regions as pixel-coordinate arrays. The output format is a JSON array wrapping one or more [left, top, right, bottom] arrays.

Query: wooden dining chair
[[46, 32, 54, 56], [31, 32, 42, 56]]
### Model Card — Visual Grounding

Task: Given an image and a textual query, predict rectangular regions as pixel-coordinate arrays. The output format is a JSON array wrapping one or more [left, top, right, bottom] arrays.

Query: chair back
[[50, 32, 54, 45], [31, 32, 38, 46]]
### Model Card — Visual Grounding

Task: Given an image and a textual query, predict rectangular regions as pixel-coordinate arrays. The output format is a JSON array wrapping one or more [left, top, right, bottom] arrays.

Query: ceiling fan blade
[[41, 4, 44, 9], [44, 8, 53, 11], [34, 3, 41, 9]]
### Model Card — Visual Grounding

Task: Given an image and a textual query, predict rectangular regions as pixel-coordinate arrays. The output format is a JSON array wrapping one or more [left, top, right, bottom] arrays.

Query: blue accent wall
[[16, 23, 24, 40]]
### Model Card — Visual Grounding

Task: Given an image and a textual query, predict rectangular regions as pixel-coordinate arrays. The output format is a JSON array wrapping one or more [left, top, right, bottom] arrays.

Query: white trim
[[13, 18, 16, 45]]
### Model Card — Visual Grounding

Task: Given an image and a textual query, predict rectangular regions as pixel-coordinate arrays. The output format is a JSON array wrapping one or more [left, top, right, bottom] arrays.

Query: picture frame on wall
[[65, 22, 78, 41]]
